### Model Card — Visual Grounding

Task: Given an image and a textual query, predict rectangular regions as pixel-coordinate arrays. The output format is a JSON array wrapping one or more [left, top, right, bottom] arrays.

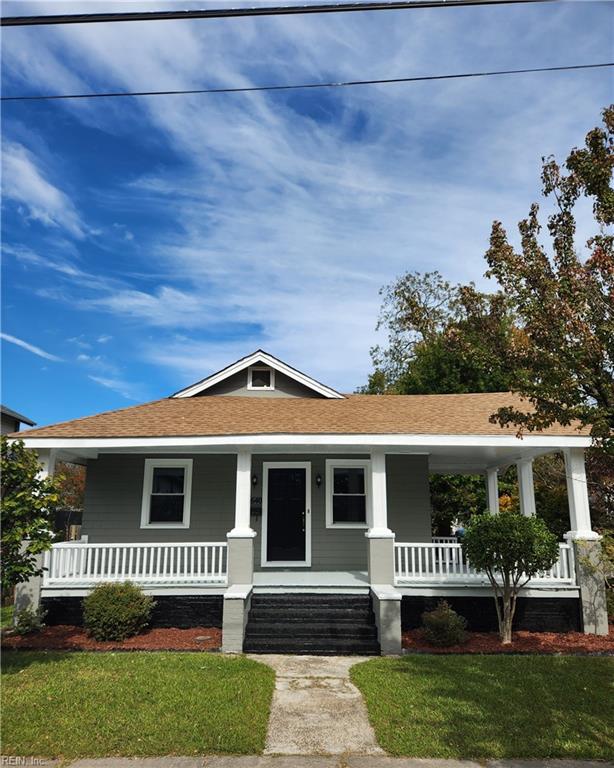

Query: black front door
[[266, 466, 307, 563]]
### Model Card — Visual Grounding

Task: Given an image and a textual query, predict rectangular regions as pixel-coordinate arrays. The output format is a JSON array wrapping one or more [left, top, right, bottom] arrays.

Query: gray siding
[[1, 414, 19, 434], [200, 370, 323, 398], [82, 453, 433, 568], [82, 454, 235, 543]]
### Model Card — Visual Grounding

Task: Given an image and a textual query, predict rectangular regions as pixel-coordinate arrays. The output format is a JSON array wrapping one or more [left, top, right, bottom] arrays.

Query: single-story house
[[13, 351, 608, 653]]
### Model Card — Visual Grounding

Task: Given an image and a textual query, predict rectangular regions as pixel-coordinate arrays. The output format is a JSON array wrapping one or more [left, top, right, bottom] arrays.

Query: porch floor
[[253, 570, 369, 593]]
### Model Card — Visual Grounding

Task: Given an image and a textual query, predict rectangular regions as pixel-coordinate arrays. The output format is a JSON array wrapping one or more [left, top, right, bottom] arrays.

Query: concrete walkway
[[247, 654, 383, 756]]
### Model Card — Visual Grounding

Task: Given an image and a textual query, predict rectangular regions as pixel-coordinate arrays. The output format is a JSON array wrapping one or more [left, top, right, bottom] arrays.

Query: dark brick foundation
[[41, 595, 224, 629], [401, 595, 582, 633]]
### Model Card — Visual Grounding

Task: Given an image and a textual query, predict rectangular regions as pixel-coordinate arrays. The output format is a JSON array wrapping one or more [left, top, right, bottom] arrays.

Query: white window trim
[[140, 458, 193, 529], [247, 365, 275, 391], [325, 458, 371, 529]]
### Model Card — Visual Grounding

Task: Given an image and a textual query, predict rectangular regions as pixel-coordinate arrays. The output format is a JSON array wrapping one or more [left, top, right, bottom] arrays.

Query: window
[[325, 459, 371, 528], [141, 459, 192, 528], [248, 366, 275, 390]]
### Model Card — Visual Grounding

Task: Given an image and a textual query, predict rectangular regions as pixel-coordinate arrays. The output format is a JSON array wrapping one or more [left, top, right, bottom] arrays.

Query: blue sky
[[1, 0, 612, 427]]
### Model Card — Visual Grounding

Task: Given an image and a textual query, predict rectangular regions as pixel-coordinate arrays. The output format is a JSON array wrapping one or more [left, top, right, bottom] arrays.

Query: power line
[[0, 0, 557, 27], [2, 62, 610, 103]]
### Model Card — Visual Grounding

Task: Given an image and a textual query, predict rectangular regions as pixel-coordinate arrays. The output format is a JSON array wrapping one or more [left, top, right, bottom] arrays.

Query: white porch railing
[[394, 541, 575, 585], [42, 541, 228, 587], [431, 536, 458, 544]]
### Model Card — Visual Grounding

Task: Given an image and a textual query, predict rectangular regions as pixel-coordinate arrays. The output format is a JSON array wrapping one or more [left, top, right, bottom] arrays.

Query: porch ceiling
[[50, 441, 564, 474]]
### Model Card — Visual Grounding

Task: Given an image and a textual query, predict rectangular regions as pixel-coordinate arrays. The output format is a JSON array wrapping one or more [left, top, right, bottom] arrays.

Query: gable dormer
[[171, 350, 344, 399]]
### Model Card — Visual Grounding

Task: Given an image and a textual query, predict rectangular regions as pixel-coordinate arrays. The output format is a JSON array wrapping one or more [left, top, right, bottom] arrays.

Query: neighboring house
[[1, 405, 35, 435], [12, 350, 608, 653]]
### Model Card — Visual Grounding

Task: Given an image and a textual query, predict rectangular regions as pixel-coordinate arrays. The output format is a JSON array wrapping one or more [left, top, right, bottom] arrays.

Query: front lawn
[[352, 655, 614, 759], [2, 651, 275, 758]]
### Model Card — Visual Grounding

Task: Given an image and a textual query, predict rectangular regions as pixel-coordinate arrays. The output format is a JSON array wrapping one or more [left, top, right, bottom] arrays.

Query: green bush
[[13, 607, 46, 635], [83, 582, 155, 641], [421, 600, 468, 647]]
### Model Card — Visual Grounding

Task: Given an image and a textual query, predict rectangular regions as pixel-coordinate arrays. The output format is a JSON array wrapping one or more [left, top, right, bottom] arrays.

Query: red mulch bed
[[402, 625, 614, 654], [1, 625, 221, 652]]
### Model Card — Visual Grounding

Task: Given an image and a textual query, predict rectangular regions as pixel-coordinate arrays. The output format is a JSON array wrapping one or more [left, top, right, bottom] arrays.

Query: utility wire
[[2, 62, 610, 103], [1, 0, 557, 27]]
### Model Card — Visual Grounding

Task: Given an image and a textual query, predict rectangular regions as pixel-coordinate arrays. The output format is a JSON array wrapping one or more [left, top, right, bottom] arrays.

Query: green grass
[[0, 604, 13, 629], [351, 655, 614, 759], [2, 651, 275, 758]]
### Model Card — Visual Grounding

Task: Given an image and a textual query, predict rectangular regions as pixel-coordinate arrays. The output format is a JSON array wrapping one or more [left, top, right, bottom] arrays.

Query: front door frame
[[261, 461, 312, 568]]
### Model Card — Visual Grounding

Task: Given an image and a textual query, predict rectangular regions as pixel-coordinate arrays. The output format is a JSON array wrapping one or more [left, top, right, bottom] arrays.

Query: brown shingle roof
[[14, 393, 588, 439]]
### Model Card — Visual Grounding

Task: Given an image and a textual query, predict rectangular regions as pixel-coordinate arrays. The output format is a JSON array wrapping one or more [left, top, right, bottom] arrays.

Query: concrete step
[[251, 594, 371, 607], [248, 607, 374, 623], [243, 637, 381, 655], [245, 621, 378, 638], [244, 591, 381, 655]]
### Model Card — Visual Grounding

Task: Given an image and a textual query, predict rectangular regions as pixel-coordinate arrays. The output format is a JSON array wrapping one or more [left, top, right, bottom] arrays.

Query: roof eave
[[171, 350, 345, 399]]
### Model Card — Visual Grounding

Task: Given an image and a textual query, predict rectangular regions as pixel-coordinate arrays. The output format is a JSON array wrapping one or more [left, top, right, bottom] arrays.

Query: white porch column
[[37, 448, 58, 480], [366, 450, 395, 586], [369, 450, 393, 537], [228, 451, 255, 538], [564, 448, 598, 540], [226, 452, 256, 585], [485, 467, 500, 514], [223, 452, 256, 650], [563, 448, 608, 635], [516, 459, 536, 517], [14, 449, 58, 622]]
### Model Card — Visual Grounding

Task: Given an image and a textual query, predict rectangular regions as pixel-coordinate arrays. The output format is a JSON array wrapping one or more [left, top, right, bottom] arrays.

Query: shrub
[[83, 582, 155, 641], [13, 607, 46, 635], [462, 512, 559, 644], [421, 600, 468, 647]]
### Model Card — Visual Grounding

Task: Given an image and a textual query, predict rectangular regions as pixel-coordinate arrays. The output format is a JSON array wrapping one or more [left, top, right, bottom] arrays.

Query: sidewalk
[[23, 757, 613, 767]]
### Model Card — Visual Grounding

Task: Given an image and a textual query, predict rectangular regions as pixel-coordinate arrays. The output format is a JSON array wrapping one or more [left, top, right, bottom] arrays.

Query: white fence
[[394, 541, 575, 585], [43, 541, 228, 587]]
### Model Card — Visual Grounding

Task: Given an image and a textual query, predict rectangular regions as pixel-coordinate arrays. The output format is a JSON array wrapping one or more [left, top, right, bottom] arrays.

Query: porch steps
[[243, 593, 380, 655]]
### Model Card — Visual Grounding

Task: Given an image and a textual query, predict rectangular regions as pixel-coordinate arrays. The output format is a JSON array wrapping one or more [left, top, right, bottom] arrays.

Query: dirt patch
[[402, 625, 614, 654], [1, 624, 221, 651]]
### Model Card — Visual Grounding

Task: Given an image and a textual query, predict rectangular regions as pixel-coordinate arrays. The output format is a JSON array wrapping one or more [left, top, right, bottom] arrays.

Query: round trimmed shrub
[[421, 600, 468, 647], [83, 582, 155, 641]]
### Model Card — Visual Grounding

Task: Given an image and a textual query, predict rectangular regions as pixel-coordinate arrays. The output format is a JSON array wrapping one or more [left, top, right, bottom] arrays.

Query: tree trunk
[[501, 599, 513, 644], [500, 579, 513, 644]]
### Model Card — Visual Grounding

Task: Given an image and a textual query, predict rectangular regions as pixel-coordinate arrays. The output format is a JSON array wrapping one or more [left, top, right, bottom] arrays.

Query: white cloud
[[97, 335, 112, 344], [1, 1, 611, 390], [1, 332, 62, 362], [2, 142, 86, 238], [88, 375, 140, 401], [67, 335, 92, 350]]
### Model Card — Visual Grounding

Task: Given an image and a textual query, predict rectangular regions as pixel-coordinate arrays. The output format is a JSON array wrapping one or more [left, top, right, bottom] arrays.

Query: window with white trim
[[325, 459, 371, 528], [248, 366, 275, 390], [141, 459, 192, 528]]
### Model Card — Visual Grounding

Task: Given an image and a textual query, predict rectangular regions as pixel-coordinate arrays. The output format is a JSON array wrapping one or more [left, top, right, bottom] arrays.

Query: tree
[[462, 512, 560, 643], [1, 437, 61, 595], [56, 462, 85, 511], [363, 273, 520, 532], [55, 461, 86, 540], [365, 272, 517, 395], [483, 105, 614, 449]]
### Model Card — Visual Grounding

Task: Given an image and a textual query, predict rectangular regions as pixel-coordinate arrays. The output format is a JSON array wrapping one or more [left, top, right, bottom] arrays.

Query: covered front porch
[[32, 437, 602, 651]]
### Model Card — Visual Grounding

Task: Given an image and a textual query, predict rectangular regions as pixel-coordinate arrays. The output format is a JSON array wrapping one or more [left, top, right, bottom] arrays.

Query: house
[[1, 404, 35, 435], [12, 351, 608, 653]]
